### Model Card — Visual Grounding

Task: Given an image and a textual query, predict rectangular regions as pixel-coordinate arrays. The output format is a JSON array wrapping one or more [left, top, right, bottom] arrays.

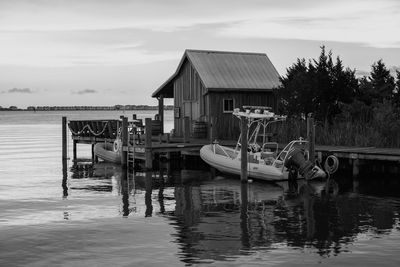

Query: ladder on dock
[[126, 120, 146, 167]]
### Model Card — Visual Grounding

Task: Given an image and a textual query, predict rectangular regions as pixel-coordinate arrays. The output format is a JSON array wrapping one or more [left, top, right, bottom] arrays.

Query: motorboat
[[200, 106, 328, 181], [94, 139, 122, 164]]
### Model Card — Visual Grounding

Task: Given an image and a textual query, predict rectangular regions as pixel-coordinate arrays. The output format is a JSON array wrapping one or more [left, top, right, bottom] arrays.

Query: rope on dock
[[68, 121, 109, 137]]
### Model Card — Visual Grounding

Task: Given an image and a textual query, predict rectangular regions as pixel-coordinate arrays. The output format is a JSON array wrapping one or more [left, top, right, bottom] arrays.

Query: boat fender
[[324, 155, 339, 174], [113, 139, 122, 152]]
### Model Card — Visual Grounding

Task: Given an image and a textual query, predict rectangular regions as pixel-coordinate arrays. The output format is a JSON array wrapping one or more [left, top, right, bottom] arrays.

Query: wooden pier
[[62, 116, 236, 170], [62, 116, 400, 177]]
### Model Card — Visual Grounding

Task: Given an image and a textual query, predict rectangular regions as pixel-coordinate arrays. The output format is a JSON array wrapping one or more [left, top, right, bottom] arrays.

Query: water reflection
[[167, 172, 400, 264], [67, 164, 400, 264], [145, 171, 153, 217], [68, 162, 174, 218], [62, 159, 68, 198]]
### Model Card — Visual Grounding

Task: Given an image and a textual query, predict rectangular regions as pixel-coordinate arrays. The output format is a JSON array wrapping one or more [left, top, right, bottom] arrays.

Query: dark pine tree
[[369, 59, 395, 104], [278, 58, 314, 117], [393, 70, 400, 108], [278, 46, 358, 123]]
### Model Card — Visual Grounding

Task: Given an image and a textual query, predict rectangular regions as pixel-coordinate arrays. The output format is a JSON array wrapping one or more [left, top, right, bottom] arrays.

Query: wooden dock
[[62, 116, 400, 177], [314, 145, 400, 176], [62, 116, 236, 169]]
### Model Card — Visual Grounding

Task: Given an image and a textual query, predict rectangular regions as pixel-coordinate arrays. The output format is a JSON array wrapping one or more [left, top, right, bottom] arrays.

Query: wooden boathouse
[[152, 50, 281, 140]]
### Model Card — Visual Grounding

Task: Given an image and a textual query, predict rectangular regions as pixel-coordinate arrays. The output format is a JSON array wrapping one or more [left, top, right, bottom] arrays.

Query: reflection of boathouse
[[152, 50, 281, 140], [168, 173, 400, 263]]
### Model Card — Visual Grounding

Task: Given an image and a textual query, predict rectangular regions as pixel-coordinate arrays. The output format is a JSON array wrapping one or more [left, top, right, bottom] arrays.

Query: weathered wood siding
[[208, 91, 276, 140], [173, 59, 206, 137]]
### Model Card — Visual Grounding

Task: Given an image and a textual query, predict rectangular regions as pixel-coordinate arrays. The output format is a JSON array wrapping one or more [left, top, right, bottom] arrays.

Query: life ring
[[324, 155, 339, 174], [113, 139, 122, 152]]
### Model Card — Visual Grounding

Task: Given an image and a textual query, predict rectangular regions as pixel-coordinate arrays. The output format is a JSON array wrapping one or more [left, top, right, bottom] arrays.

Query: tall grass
[[271, 109, 400, 148]]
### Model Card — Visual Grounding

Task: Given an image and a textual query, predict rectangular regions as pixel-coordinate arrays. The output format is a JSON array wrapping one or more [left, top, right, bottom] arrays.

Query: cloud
[[0, 29, 180, 67], [0, 0, 398, 69], [216, 1, 400, 48], [7, 88, 33, 93], [75, 89, 98, 94]]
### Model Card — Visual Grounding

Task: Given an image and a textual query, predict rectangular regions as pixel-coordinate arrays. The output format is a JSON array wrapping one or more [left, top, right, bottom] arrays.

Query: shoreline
[[0, 105, 174, 112]]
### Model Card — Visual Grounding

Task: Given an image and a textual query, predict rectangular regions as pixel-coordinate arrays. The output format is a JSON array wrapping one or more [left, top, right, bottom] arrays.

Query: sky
[[0, 0, 399, 108]]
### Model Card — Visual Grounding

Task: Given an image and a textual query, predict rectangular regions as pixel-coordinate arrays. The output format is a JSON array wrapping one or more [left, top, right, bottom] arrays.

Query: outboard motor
[[284, 148, 326, 180]]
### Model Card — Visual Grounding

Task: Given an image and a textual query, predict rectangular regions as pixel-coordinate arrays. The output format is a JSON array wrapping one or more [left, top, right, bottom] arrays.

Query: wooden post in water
[[73, 140, 77, 162], [91, 143, 95, 163], [183, 116, 190, 143], [62, 116, 68, 160], [352, 158, 360, 177], [307, 114, 315, 162], [240, 117, 248, 183], [166, 133, 171, 160], [158, 95, 164, 134], [145, 118, 153, 170], [121, 116, 128, 167]]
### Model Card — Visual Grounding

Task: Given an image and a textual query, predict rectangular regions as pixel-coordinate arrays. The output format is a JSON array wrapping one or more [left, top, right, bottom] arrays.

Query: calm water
[[1, 111, 400, 266]]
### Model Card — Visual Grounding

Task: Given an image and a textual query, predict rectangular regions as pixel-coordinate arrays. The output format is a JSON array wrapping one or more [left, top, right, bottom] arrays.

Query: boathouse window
[[223, 99, 234, 113]]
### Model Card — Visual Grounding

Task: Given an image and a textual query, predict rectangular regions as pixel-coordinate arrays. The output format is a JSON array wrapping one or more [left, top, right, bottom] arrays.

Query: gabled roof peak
[[185, 49, 267, 56]]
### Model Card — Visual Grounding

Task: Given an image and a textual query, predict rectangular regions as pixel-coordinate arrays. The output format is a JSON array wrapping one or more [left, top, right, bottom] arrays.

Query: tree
[[278, 58, 314, 116], [278, 46, 358, 123], [393, 70, 400, 108], [369, 59, 395, 104]]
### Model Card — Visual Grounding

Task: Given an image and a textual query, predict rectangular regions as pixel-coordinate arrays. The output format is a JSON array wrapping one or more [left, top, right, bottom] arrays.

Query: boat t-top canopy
[[233, 106, 287, 150], [233, 106, 287, 121]]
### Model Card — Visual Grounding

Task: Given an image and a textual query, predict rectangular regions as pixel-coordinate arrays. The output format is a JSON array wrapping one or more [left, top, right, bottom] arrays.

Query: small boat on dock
[[94, 139, 122, 164], [200, 106, 327, 181]]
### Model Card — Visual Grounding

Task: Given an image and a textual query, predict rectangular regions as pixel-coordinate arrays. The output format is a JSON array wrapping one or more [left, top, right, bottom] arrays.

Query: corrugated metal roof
[[187, 50, 280, 90], [152, 49, 281, 98]]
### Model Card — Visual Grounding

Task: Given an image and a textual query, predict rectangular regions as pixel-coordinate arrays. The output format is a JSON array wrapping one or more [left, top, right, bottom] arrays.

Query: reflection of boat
[[200, 176, 284, 204], [200, 106, 326, 181], [94, 140, 121, 164], [172, 176, 284, 262]]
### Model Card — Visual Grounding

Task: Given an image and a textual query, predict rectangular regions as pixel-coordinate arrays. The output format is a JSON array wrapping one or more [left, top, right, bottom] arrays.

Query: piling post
[[158, 95, 164, 134], [240, 117, 248, 183], [209, 117, 214, 143], [91, 143, 96, 163], [121, 116, 128, 167], [352, 158, 360, 178], [72, 140, 77, 162], [62, 116, 68, 160], [166, 133, 171, 160], [132, 114, 137, 120], [145, 118, 153, 170], [183, 116, 190, 143], [307, 114, 315, 162]]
